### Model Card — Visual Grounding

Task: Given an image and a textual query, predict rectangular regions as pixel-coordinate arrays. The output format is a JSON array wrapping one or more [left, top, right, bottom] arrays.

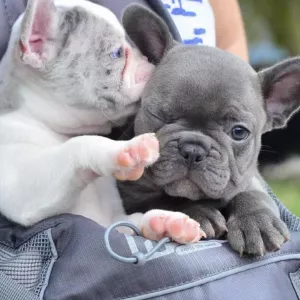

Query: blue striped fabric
[[161, 0, 216, 46]]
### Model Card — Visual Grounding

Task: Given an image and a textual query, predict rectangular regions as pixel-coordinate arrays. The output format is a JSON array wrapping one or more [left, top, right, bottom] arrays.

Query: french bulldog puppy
[[0, 0, 204, 244], [118, 4, 300, 255]]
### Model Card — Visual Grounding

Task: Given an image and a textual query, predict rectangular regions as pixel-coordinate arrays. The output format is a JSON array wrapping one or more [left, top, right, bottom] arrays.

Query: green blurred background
[[239, 0, 300, 216]]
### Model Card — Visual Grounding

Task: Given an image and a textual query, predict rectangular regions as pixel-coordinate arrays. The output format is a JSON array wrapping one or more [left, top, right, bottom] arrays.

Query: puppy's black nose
[[178, 143, 208, 165]]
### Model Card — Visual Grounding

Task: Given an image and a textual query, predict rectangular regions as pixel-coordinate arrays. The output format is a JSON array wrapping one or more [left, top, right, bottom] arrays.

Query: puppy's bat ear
[[19, 0, 57, 69], [122, 4, 175, 65], [259, 57, 300, 131]]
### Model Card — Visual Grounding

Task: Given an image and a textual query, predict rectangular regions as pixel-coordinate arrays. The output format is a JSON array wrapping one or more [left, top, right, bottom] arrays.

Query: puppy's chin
[[195, 164, 231, 199], [163, 169, 230, 200], [164, 180, 204, 200], [150, 154, 231, 200]]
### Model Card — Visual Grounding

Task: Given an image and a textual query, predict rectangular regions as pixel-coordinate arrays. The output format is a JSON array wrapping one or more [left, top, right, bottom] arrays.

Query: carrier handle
[[104, 221, 171, 266]]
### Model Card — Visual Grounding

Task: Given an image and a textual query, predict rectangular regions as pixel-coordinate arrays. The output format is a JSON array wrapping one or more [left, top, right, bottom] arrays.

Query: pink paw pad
[[114, 134, 159, 181], [142, 211, 206, 244]]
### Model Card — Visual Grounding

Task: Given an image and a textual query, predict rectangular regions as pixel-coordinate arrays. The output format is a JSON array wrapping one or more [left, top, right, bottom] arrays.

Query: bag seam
[[118, 251, 300, 299], [38, 229, 58, 300]]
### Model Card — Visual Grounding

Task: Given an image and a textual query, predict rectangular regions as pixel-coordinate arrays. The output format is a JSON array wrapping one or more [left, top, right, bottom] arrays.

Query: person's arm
[[209, 0, 248, 62]]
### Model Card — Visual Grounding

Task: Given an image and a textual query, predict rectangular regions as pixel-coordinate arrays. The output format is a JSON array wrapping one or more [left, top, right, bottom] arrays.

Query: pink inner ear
[[267, 75, 299, 115], [267, 80, 288, 115], [30, 3, 52, 54], [21, 0, 53, 55]]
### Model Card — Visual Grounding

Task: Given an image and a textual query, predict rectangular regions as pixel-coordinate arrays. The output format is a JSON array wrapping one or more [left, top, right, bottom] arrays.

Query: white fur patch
[[0, 0, 157, 235], [250, 177, 266, 194]]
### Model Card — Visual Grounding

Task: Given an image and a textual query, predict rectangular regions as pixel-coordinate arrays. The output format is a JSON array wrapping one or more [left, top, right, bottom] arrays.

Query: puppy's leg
[[0, 134, 158, 226], [126, 210, 206, 244], [226, 189, 290, 256], [181, 204, 228, 239]]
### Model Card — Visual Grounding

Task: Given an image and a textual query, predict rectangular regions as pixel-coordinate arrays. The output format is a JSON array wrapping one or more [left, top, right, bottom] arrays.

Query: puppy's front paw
[[227, 211, 290, 256], [114, 133, 159, 181], [184, 205, 228, 239], [140, 209, 206, 244]]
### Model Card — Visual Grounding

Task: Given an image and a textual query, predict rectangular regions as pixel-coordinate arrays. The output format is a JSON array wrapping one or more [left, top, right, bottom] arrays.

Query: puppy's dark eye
[[231, 126, 250, 141], [110, 47, 122, 59]]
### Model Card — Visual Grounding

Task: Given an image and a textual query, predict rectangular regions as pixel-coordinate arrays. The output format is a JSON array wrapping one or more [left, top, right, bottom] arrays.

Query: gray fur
[[118, 4, 300, 256], [122, 4, 176, 64]]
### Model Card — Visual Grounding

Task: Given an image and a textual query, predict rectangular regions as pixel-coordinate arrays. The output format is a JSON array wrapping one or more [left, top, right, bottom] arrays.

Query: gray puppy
[[118, 5, 300, 256]]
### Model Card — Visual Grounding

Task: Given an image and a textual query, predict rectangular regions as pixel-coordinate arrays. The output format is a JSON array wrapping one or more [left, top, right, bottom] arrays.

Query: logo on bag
[[175, 241, 222, 255], [125, 235, 227, 261]]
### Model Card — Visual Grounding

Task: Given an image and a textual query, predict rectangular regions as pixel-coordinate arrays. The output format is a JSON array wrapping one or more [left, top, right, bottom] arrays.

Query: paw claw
[[239, 248, 244, 257], [273, 244, 281, 251], [257, 248, 264, 257]]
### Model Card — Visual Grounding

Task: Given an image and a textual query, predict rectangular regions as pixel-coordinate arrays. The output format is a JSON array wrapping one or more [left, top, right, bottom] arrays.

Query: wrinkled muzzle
[[148, 128, 231, 200]]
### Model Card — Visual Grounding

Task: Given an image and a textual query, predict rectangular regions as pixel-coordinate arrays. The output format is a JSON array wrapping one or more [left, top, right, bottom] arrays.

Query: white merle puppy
[[0, 0, 203, 244]]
